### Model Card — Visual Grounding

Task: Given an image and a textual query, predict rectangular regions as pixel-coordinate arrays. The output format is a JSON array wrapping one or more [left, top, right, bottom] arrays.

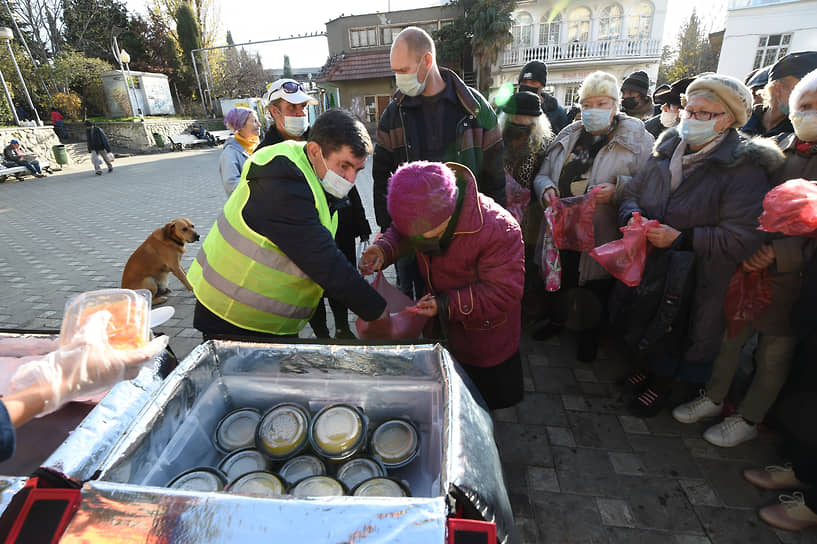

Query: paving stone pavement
[[1, 150, 815, 543]]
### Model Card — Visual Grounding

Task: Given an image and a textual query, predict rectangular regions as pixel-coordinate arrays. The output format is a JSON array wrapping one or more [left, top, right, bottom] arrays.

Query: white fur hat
[[579, 71, 620, 104], [685, 74, 752, 128]]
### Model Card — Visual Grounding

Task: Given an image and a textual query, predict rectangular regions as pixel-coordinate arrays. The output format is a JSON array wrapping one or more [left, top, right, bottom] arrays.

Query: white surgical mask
[[581, 108, 613, 133], [319, 153, 354, 199], [395, 57, 428, 97], [284, 115, 309, 137], [680, 118, 719, 147], [791, 110, 817, 142], [660, 110, 679, 128]]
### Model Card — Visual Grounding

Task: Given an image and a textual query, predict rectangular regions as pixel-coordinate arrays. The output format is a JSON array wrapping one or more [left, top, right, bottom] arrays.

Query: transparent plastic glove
[[9, 310, 169, 416]]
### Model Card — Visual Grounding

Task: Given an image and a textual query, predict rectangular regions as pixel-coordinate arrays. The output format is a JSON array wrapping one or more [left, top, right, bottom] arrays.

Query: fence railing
[[502, 38, 662, 66]]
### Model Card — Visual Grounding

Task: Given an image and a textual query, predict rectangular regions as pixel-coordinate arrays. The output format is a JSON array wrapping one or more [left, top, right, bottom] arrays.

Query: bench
[[167, 134, 211, 151], [0, 160, 52, 182], [209, 130, 233, 144]]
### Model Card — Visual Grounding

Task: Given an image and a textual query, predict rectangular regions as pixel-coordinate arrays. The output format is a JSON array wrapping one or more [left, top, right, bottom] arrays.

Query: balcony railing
[[501, 38, 662, 67]]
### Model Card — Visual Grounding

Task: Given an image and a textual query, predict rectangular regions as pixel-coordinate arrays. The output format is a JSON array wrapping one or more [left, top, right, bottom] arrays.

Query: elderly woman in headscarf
[[532, 70, 654, 361], [499, 90, 554, 326], [617, 73, 784, 418], [219, 107, 261, 196]]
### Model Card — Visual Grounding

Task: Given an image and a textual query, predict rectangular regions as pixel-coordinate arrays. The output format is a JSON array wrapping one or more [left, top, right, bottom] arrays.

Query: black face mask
[[503, 122, 532, 142], [410, 235, 442, 256], [518, 84, 541, 97], [621, 96, 639, 111]]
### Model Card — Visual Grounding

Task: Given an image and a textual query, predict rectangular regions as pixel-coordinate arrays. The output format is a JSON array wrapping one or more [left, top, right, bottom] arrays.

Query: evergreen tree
[[283, 55, 293, 79], [658, 10, 719, 84], [175, 1, 202, 97]]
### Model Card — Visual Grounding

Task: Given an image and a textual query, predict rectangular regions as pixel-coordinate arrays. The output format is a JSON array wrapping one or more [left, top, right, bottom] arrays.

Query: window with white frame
[[350, 27, 377, 48], [628, 1, 653, 38], [539, 12, 561, 45], [381, 26, 404, 46], [567, 7, 591, 42], [564, 85, 580, 107], [753, 33, 792, 70], [512, 12, 534, 47], [599, 4, 623, 40]]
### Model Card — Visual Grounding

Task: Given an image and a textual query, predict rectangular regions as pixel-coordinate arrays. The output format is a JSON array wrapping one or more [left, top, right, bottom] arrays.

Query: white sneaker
[[672, 390, 722, 424], [704, 415, 758, 447]]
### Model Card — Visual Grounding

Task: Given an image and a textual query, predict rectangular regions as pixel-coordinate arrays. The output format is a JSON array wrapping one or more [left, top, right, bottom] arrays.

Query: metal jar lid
[[370, 419, 419, 468], [214, 408, 261, 453], [290, 475, 345, 498], [279, 455, 326, 486], [168, 467, 226, 492], [352, 477, 410, 498], [218, 448, 269, 482], [225, 471, 285, 498], [309, 404, 366, 460], [256, 403, 310, 460], [335, 457, 386, 491]]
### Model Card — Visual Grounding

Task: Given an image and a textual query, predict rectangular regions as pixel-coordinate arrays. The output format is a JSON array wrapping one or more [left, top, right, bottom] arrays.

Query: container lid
[[226, 471, 284, 497], [290, 476, 345, 498], [257, 403, 309, 459], [335, 457, 386, 491], [352, 477, 409, 498], [371, 419, 419, 467], [279, 455, 326, 486], [217, 448, 268, 481], [60, 288, 151, 350], [215, 408, 261, 452], [168, 467, 226, 492], [310, 405, 364, 458]]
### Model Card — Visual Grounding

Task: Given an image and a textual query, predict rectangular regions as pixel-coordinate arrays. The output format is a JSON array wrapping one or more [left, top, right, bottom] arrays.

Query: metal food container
[[33, 341, 517, 543]]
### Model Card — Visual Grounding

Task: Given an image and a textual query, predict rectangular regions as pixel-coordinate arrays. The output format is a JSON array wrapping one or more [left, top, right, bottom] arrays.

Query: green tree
[[50, 49, 114, 116], [175, 1, 202, 97], [283, 55, 293, 79], [149, 0, 221, 48], [433, 18, 468, 76], [63, 0, 130, 62], [659, 10, 718, 84]]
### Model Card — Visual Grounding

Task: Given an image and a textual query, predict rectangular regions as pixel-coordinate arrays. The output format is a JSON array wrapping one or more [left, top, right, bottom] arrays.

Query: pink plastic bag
[[550, 186, 601, 252], [724, 267, 773, 338], [540, 207, 562, 291], [589, 212, 660, 287], [356, 271, 429, 340], [505, 171, 531, 224], [758, 179, 817, 237]]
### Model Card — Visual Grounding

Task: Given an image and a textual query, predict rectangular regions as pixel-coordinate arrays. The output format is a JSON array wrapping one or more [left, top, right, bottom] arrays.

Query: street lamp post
[[0, 26, 41, 126], [118, 49, 144, 121], [111, 36, 137, 120], [0, 64, 19, 125]]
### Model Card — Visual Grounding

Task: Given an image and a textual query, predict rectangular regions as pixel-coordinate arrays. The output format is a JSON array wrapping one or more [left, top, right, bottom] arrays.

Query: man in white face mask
[[257, 78, 318, 150], [373, 26, 505, 299], [644, 77, 694, 139]]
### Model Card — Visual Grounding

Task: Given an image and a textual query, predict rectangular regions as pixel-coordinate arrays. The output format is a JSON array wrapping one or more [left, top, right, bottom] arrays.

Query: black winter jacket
[[372, 68, 505, 229], [86, 126, 110, 153], [541, 93, 568, 134]]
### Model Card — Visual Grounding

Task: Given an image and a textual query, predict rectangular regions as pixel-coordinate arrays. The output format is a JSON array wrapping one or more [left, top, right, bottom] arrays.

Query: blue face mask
[[581, 108, 613, 133], [779, 103, 790, 116], [680, 118, 718, 147]]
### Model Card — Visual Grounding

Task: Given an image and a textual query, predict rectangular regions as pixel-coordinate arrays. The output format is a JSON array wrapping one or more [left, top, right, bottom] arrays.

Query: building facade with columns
[[492, 0, 668, 107]]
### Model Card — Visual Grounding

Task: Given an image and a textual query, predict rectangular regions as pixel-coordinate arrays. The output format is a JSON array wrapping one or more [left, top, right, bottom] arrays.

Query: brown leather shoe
[[759, 492, 817, 532], [744, 464, 803, 490]]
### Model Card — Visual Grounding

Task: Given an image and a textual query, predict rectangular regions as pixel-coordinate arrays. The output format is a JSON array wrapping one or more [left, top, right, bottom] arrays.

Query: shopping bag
[[549, 186, 601, 252], [355, 271, 429, 340], [723, 267, 773, 338], [589, 212, 660, 287], [505, 171, 530, 224], [540, 207, 561, 291], [758, 179, 817, 237]]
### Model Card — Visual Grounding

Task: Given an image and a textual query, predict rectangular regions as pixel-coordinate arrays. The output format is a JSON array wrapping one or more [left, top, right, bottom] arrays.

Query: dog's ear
[[162, 221, 176, 239]]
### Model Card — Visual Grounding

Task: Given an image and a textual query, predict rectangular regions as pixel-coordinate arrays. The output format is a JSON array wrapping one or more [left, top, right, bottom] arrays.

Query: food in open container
[[335, 457, 386, 491], [352, 477, 410, 497], [215, 408, 262, 453], [279, 455, 326, 486], [217, 447, 269, 481], [309, 404, 366, 460], [370, 419, 419, 469], [168, 467, 226, 492], [225, 471, 285, 498], [290, 475, 345, 497], [256, 402, 310, 460], [60, 288, 150, 350]]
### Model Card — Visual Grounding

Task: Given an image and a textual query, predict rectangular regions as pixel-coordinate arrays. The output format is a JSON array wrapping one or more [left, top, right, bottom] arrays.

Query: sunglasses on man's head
[[275, 81, 307, 94]]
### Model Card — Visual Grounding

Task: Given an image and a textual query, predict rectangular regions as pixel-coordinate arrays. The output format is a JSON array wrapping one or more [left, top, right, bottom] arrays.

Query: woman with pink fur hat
[[360, 161, 525, 409]]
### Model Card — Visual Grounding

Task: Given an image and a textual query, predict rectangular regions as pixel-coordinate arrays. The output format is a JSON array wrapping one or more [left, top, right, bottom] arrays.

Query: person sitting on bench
[[3, 139, 45, 178], [190, 125, 216, 145]]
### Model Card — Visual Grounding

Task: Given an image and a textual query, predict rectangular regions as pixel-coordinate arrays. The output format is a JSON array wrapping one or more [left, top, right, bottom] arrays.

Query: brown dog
[[121, 218, 200, 305]]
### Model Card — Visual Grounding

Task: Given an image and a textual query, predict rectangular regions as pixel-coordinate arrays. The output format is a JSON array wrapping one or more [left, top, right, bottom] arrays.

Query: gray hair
[[499, 111, 554, 153]]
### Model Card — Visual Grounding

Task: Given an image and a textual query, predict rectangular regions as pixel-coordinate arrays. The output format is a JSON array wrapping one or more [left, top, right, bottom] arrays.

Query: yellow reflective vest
[[188, 140, 338, 335]]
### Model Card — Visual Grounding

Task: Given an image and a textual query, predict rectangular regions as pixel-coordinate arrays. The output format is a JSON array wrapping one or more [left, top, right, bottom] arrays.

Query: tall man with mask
[[257, 78, 316, 149], [189, 109, 387, 339], [373, 26, 505, 298]]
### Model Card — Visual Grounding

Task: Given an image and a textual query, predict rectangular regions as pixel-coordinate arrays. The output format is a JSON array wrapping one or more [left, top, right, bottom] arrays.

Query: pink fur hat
[[387, 161, 458, 236]]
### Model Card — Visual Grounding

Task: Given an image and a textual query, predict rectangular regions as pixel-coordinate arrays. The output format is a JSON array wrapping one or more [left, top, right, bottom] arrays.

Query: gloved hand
[[9, 310, 168, 416]]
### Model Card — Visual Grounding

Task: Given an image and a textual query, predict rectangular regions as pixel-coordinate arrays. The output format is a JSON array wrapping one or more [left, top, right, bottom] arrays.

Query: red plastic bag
[[505, 171, 530, 224], [589, 212, 660, 287], [723, 267, 773, 338], [355, 271, 429, 340], [758, 179, 817, 237], [550, 186, 601, 252]]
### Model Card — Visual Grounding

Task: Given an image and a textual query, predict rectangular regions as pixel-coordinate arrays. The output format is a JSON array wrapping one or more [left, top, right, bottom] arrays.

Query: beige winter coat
[[533, 114, 654, 283]]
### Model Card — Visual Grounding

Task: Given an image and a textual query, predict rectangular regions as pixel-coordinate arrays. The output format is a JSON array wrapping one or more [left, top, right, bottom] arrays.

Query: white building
[[493, 0, 668, 106], [717, 0, 817, 80]]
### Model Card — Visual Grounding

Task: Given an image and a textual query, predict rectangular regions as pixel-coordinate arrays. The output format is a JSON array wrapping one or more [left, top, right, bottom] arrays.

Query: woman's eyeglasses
[[680, 110, 726, 121]]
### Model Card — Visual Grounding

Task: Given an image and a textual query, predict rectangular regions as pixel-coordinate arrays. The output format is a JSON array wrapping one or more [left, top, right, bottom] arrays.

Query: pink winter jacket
[[375, 163, 524, 367]]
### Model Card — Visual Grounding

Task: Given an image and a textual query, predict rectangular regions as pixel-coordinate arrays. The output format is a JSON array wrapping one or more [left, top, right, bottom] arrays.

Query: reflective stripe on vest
[[188, 140, 337, 335]]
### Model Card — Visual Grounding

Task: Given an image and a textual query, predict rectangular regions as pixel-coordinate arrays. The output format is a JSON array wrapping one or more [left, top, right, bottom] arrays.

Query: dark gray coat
[[618, 128, 784, 363]]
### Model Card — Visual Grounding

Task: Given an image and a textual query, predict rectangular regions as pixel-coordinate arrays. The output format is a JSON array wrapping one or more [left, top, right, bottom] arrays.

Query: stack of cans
[[167, 402, 420, 498]]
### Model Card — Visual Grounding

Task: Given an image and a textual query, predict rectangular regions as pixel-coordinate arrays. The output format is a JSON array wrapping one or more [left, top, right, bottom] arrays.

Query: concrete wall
[[0, 126, 62, 162], [63, 119, 227, 152]]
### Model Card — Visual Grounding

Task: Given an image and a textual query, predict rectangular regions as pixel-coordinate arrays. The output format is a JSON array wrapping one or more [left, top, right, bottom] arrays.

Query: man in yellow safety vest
[[188, 109, 387, 338]]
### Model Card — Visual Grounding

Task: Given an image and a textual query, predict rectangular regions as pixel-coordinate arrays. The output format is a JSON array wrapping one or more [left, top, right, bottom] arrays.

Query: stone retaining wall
[[62, 118, 226, 152], [0, 126, 62, 162]]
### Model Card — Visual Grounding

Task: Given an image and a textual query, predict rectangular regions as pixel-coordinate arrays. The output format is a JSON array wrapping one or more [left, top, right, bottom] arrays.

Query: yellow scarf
[[234, 132, 258, 154]]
